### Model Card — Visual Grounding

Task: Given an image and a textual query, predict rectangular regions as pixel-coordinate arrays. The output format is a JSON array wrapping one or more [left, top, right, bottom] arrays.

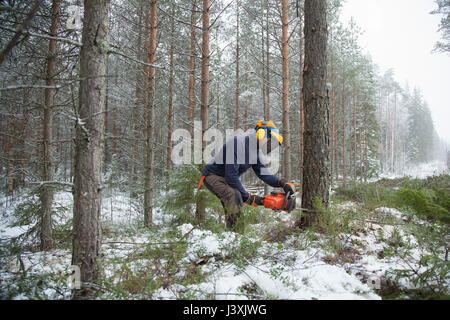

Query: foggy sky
[[341, 0, 450, 144]]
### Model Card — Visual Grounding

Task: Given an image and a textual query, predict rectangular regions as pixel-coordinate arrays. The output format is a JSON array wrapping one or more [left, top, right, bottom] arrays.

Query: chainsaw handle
[[281, 191, 291, 211]]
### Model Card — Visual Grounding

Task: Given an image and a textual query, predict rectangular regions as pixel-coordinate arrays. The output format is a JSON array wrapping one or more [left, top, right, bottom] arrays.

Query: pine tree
[[431, 0, 450, 53], [281, 0, 291, 180], [143, 0, 158, 228], [72, 0, 110, 300], [406, 88, 436, 164], [301, 0, 330, 225], [40, 0, 61, 251]]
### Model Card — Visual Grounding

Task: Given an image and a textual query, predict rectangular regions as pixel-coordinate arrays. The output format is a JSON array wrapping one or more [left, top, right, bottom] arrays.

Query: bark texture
[[301, 0, 330, 223], [188, 0, 196, 139], [144, 0, 157, 227], [196, 0, 210, 222], [281, 0, 291, 180], [40, 0, 61, 251], [72, 0, 110, 300]]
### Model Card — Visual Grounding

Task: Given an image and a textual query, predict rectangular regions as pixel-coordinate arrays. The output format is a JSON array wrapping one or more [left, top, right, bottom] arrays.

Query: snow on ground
[[152, 223, 380, 300], [379, 160, 448, 180], [0, 161, 448, 300], [0, 225, 30, 239], [1, 193, 383, 300], [0, 202, 441, 300]]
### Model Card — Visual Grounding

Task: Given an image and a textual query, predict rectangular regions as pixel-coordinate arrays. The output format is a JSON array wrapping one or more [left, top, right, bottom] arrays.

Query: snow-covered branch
[[29, 181, 74, 188]]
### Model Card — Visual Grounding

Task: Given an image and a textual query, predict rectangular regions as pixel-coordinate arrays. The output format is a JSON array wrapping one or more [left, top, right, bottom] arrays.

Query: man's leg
[[203, 175, 243, 229], [223, 189, 243, 229]]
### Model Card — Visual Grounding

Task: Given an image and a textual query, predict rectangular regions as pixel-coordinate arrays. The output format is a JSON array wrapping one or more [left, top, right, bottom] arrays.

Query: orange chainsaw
[[262, 191, 296, 213]]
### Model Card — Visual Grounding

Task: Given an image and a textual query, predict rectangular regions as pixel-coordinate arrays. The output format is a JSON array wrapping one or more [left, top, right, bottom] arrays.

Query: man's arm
[[253, 160, 296, 194], [252, 157, 280, 188]]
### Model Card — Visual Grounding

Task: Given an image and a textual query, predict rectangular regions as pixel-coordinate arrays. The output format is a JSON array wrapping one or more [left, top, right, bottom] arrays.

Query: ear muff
[[270, 130, 283, 145], [256, 128, 266, 140]]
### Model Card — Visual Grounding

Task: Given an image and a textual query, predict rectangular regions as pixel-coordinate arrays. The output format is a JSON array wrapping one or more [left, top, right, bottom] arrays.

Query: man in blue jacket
[[198, 120, 296, 229]]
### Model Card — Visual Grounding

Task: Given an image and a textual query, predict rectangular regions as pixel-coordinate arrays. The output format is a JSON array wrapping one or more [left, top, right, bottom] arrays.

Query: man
[[198, 120, 296, 229]]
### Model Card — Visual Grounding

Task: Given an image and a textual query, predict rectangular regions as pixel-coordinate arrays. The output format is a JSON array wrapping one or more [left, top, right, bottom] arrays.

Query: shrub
[[232, 236, 262, 269], [394, 188, 449, 223], [384, 221, 450, 299], [12, 197, 40, 228], [333, 175, 450, 224], [159, 164, 222, 225], [333, 181, 393, 209]]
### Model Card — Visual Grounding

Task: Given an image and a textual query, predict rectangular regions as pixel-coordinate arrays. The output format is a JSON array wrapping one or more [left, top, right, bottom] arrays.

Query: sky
[[340, 0, 450, 144]]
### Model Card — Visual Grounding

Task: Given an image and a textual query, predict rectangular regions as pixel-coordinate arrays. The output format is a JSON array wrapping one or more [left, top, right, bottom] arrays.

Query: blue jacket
[[202, 132, 280, 200]]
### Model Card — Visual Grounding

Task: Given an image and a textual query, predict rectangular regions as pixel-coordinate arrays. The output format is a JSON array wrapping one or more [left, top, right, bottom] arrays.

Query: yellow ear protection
[[256, 128, 267, 140], [255, 120, 271, 141], [255, 120, 283, 145]]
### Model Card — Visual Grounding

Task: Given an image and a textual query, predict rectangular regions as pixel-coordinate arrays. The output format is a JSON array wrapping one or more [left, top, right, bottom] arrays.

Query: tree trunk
[[215, 28, 220, 128], [40, 0, 60, 251], [104, 60, 109, 166], [265, 0, 271, 121], [358, 93, 362, 181], [244, 97, 248, 130], [378, 91, 383, 172], [69, 125, 74, 182], [144, 0, 157, 228], [386, 93, 390, 172], [281, 0, 291, 180], [300, 0, 330, 225], [261, 20, 266, 121], [196, 0, 210, 222], [112, 64, 118, 157], [235, 0, 240, 130], [167, 2, 175, 174], [130, 0, 144, 196], [392, 89, 397, 172], [5, 116, 14, 196], [363, 103, 368, 182], [188, 0, 197, 140], [72, 0, 110, 300], [330, 59, 336, 184], [299, 17, 304, 186], [201, 0, 210, 147], [341, 80, 346, 181], [353, 86, 357, 180], [263, 2, 269, 196]]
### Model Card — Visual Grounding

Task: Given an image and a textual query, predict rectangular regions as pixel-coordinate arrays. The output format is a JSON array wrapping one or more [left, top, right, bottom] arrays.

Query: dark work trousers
[[203, 174, 243, 229]]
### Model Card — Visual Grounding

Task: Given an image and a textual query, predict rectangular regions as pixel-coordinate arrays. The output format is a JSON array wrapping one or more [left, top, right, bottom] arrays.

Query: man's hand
[[245, 194, 264, 207], [279, 179, 296, 194]]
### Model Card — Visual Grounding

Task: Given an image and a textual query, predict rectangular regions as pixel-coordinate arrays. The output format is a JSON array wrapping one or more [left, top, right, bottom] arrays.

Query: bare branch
[[0, 0, 44, 65]]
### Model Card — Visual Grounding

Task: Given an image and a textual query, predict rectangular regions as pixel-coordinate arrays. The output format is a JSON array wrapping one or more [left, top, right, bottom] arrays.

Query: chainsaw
[[262, 191, 296, 213]]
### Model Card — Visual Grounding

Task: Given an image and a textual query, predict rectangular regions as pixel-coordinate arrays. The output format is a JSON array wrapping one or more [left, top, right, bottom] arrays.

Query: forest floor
[[0, 160, 449, 300]]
